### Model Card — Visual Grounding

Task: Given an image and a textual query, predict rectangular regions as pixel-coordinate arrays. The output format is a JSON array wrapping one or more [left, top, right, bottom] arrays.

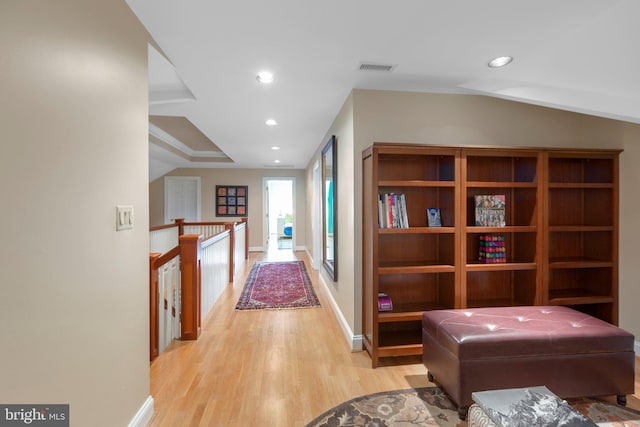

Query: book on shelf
[[427, 208, 441, 227], [479, 234, 506, 263], [475, 195, 506, 227], [378, 193, 409, 229]]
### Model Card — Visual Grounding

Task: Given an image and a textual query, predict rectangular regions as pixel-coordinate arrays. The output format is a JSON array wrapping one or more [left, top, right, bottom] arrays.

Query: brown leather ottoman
[[422, 306, 635, 419]]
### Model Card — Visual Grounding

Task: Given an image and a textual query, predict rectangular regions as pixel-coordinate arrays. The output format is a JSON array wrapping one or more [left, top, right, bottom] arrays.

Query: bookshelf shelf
[[378, 227, 455, 234], [377, 344, 423, 358], [362, 143, 620, 368], [549, 226, 613, 232], [465, 262, 537, 272], [379, 180, 455, 187], [466, 181, 538, 188], [465, 226, 536, 233], [378, 264, 455, 274], [548, 183, 614, 189], [548, 259, 613, 269]]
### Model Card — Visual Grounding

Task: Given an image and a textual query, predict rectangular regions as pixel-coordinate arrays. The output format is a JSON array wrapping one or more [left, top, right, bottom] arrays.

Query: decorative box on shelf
[[378, 293, 393, 312]]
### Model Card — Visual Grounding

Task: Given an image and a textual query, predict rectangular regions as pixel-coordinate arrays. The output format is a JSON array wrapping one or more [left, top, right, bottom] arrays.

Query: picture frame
[[322, 135, 337, 281], [216, 185, 248, 216], [427, 207, 441, 227]]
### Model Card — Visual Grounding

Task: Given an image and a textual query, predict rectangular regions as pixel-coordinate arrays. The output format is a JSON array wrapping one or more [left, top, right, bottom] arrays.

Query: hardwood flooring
[[149, 247, 640, 426]]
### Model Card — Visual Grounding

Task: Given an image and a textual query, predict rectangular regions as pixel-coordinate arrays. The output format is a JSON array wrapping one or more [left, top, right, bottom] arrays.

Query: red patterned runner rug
[[235, 261, 321, 310]]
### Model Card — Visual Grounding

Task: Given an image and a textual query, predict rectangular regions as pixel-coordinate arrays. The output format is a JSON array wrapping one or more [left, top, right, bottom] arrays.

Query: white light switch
[[116, 205, 134, 231]]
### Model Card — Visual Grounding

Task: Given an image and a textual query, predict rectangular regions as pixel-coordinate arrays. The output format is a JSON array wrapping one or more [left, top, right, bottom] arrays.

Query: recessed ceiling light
[[488, 56, 513, 68], [265, 119, 277, 126], [271, 146, 280, 150], [256, 71, 274, 84], [274, 160, 281, 164]]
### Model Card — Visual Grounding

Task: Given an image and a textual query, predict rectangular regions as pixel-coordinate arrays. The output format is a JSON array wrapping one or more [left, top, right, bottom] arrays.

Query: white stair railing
[[157, 255, 181, 354], [200, 232, 231, 322]]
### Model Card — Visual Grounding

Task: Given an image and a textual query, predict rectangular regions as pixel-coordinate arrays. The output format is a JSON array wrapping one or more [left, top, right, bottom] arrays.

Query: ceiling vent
[[263, 164, 295, 168], [358, 62, 396, 72]]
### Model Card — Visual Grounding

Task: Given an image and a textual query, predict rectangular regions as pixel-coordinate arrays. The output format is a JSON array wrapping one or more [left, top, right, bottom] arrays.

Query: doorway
[[263, 178, 295, 252], [164, 176, 201, 224]]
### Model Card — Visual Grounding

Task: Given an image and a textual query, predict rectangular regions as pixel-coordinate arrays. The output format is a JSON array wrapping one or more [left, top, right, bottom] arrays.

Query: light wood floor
[[149, 246, 640, 426]]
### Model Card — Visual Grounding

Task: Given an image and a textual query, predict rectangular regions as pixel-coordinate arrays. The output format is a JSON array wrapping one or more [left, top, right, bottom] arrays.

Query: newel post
[[225, 222, 235, 283], [174, 218, 185, 236], [149, 253, 161, 361], [242, 217, 249, 259], [179, 234, 201, 340]]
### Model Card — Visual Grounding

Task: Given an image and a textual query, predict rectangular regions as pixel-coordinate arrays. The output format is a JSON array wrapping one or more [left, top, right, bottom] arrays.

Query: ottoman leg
[[458, 406, 468, 420], [617, 395, 627, 406], [427, 372, 434, 382]]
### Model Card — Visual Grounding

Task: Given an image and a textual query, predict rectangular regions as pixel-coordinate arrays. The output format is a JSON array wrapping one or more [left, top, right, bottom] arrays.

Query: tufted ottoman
[[422, 306, 635, 419]]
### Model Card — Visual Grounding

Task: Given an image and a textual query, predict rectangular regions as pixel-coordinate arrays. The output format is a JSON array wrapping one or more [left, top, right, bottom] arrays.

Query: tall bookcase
[[362, 145, 460, 367], [362, 143, 620, 368], [543, 151, 620, 324], [461, 148, 543, 309]]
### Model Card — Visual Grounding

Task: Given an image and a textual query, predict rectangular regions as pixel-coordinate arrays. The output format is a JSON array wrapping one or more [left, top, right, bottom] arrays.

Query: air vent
[[263, 164, 295, 168], [359, 62, 395, 72]]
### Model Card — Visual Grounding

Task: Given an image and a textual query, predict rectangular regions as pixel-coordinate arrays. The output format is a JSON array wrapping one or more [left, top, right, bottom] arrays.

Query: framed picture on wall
[[216, 185, 248, 216]]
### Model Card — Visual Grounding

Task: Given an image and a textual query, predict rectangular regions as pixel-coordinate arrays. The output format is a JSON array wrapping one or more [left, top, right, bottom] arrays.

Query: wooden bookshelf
[[460, 148, 543, 309], [362, 143, 621, 368], [543, 150, 620, 324], [362, 144, 459, 368]]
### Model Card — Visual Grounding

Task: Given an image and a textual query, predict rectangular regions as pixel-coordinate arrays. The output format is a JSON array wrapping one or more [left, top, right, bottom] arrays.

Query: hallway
[[148, 246, 640, 426], [148, 247, 430, 426]]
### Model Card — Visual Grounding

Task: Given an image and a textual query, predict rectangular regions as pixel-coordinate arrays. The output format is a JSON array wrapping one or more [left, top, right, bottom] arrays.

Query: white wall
[[0, 2, 151, 426]]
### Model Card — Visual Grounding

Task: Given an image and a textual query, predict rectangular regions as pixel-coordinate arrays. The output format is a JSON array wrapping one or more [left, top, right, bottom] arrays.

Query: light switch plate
[[116, 205, 134, 231]]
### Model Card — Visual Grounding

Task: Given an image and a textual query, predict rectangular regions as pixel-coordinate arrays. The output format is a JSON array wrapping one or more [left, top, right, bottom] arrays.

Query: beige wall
[[619, 124, 640, 338], [305, 93, 357, 341], [306, 89, 640, 345], [0, 1, 151, 426], [150, 168, 307, 249]]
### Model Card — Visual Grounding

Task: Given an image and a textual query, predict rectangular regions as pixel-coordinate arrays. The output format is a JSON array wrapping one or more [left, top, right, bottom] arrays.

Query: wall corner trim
[[318, 273, 363, 351], [128, 396, 154, 427]]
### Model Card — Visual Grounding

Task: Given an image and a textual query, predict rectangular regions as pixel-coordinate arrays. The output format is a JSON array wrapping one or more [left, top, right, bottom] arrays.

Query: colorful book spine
[[479, 234, 506, 263], [378, 193, 409, 229]]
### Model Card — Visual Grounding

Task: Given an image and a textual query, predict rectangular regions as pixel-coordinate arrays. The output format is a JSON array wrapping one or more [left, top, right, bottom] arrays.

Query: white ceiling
[[125, 0, 640, 180]]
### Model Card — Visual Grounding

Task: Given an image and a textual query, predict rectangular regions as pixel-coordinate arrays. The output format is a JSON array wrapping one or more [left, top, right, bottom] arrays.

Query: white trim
[[312, 160, 322, 270], [318, 273, 363, 351], [263, 177, 296, 251], [249, 246, 264, 252], [634, 340, 640, 355], [149, 123, 226, 158], [128, 396, 154, 427]]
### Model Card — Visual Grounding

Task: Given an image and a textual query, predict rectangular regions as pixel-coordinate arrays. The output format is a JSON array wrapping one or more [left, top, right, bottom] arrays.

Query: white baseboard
[[128, 396, 154, 427], [249, 246, 264, 252], [318, 273, 363, 351]]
